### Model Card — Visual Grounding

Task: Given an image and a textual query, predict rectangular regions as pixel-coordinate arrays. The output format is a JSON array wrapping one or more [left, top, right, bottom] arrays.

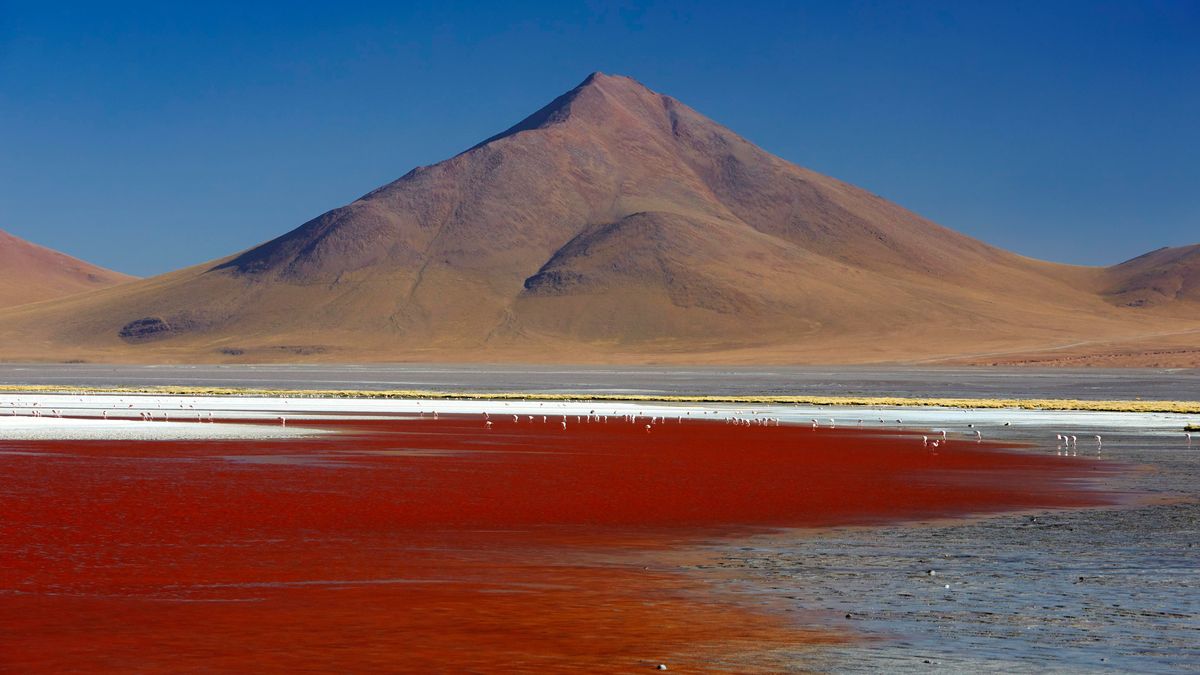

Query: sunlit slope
[[0, 228, 134, 309]]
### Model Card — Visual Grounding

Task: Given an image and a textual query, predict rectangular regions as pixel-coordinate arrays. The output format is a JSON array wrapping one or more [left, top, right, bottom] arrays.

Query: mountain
[[0, 73, 1196, 365], [0, 228, 134, 309], [1103, 245, 1200, 308]]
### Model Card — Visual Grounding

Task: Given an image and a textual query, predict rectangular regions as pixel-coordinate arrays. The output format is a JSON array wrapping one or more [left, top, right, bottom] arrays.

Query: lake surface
[[0, 405, 1115, 672]]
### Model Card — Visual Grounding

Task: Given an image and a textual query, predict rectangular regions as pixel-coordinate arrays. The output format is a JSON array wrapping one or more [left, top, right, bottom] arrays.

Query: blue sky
[[1, 1, 1197, 276]]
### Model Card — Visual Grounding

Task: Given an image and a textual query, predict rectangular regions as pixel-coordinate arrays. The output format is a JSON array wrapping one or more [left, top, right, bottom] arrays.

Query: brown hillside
[[1103, 244, 1200, 309], [0, 73, 1195, 364], [0, 229, 134, 309]]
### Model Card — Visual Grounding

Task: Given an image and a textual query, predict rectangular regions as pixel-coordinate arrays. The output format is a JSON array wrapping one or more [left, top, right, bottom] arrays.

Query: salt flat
[[0, 392, 1194, 439], [0, 412, 318, 440], [1, 363, 1199, 400]]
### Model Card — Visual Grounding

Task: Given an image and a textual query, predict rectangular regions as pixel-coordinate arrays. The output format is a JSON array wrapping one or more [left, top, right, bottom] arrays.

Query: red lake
[[0, 414, 1112, 672]]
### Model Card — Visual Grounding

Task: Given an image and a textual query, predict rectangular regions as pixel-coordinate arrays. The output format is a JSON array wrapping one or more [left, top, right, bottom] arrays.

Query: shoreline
[[1, 383, 1199, 415]]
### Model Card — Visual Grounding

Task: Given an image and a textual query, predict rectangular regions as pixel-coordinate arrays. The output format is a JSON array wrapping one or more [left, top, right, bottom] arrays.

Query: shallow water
[[705, 427, 1200, 673]]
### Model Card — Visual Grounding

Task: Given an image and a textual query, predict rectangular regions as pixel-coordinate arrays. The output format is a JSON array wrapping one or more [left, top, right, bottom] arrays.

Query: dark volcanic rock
[[118, 317, 176, 342]]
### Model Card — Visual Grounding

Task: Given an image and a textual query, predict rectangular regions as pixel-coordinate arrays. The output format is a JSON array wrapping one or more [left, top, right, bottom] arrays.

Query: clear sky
[[1, 1, 1197, 276]]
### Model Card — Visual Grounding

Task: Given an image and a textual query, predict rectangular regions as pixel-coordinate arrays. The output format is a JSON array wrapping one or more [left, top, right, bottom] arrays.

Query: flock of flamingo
[[0, 396, 1195, 449]]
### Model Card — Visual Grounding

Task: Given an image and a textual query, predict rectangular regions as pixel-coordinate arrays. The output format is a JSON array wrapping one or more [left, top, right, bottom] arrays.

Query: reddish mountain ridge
[[0, 228, 134, 309], [0, 73, 1195, 364]]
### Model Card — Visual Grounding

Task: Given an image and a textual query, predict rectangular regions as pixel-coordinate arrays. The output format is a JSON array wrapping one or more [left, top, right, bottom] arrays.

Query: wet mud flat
[[1, 363, 1198, 400], [705, 428, 1200, 672], [0, 412, 1110, 672]]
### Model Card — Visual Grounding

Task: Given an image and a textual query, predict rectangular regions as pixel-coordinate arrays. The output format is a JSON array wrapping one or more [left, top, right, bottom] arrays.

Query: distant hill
[[0, 228, 134, 309], [0, 73, 1195, 365], [1104, 244, 1200, 308]]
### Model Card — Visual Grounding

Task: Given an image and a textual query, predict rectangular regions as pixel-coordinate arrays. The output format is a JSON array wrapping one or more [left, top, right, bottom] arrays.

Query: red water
[[0, 415, 1111, 672]]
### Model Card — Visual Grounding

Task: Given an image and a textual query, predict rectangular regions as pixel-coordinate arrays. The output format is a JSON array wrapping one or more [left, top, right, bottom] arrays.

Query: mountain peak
[[468, 72, 660, 151], [579, 70, 640, 87]]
